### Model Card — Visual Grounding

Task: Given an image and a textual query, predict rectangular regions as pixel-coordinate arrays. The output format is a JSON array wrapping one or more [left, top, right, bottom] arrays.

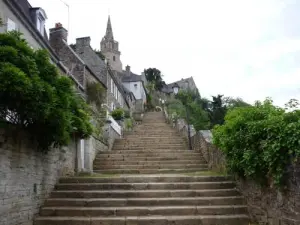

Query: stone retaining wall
[[0, 128, 107, 225], [191, 131, 300, 225], [164, 109, 300, 225]]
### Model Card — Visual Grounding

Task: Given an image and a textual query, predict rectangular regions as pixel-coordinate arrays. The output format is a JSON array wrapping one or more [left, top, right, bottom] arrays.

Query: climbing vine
[[212, 98, 300, 187], [0, 31, 93, 150]]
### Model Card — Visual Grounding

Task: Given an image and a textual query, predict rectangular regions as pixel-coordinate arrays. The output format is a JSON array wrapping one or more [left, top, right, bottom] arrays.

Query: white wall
[[123, 81, 146, 103]]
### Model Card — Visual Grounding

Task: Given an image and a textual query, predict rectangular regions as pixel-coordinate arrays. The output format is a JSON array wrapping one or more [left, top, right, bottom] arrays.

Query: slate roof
[[118, 71, 143, 83], [12, 0, 49, 41]]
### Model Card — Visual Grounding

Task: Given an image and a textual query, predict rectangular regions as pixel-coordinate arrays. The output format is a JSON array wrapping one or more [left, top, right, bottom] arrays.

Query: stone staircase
[[34, 112, 249, 225]]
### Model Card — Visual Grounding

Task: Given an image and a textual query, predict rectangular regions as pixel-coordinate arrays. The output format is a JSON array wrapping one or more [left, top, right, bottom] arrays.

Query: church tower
[[100, 16, 123, 72]]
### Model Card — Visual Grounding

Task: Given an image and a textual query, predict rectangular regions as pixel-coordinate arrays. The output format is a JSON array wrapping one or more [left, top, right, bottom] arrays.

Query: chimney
[[126, 65, 131, 75], [49, 22, 68, 42], [76, 37, 91, 47]]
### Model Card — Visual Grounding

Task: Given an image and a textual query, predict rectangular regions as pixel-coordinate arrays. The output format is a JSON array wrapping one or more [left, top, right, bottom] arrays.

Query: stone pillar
[[75, 138, 84, 173], [84, 137, 94, 173]]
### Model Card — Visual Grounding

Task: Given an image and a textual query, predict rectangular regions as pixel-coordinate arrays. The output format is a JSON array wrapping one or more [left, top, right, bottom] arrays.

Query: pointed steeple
[[105, 16, 114, 40]]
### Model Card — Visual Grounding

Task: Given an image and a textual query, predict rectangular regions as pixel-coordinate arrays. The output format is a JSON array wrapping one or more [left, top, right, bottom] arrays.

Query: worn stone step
[[34, 214, 249, 225], [44, 196, 245, 207], [94, 155, 204, 161], [40, 205, 248, 217], [50, 189, 240, 198], [108, 150, 191, 154], [113, 145, 187, 150], [114, 141, 185, 145], [116, 137, 183, 140], [94, 159, 207, 166], [93, 164, 208, 170], [59, 175, 231, 184], [55, 181, 235, 191], [93, 168, 208, 174], [97, 152, 202, 158]]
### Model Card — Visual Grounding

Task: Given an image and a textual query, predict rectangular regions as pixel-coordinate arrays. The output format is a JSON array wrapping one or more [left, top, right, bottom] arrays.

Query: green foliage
[[212, 98, 300, 187], [0, 31, 93, 150], [172, 90, 210, 131], [223, 96, 251, 109], [144, 68, 165, 91], [124, 110, 131, 119], [124, 118, 133, 130], [145, 93, 155, 111], [86, 81, 106, 107], [111, 108, 124, 120]]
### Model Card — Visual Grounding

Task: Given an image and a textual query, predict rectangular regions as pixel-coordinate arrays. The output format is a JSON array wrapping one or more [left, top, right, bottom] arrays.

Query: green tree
[[223, 96, 251, 109], [0, 31, 93, 150], [173, 90, 210, 131], [144, 68, 164, 91]]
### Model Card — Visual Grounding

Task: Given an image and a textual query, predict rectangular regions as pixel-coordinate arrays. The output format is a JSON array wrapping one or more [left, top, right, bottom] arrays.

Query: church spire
[[105, 16, 114, 40]]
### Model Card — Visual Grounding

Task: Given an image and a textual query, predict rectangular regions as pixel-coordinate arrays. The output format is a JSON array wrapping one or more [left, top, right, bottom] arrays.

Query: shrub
[[0, 31, 93, 150], [124, 118, 133, 130], [124, 110, 131, 119], [111, 108, 124, 120], [212, 98, 300, 187]]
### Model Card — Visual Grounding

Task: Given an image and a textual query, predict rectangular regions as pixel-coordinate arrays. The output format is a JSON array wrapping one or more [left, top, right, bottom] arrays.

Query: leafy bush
[[0, 31, 93, 150], [124, 110, 131, 119], [111, 108, 124, 120], [212, 98, 300, 186], [124, 118, 133, 130]]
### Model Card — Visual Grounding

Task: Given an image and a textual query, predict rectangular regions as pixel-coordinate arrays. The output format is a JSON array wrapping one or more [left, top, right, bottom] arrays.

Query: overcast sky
[[29, 0, 300, 107]]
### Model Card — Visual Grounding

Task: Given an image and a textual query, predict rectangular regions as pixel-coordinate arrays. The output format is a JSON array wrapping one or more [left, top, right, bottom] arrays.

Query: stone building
[[0, 0, 83, 92], [163, 77, 198, 93], [74, 36, 133, 112], [100, 16, 147, 111], [0, 1, 108, 225]]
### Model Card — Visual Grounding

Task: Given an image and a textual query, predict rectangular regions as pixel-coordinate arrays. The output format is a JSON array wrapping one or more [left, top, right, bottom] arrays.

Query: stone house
[[0, 1, 110, 225], [0, 0, 83, 92], [165, 77, 198, 93], [100, 16, 147, 112], [118, 65, 147, 112], [73, 36, 134, 113]]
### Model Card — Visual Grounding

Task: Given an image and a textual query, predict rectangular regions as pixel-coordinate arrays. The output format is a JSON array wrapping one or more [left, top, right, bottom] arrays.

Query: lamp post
[[172, 83, 192, 150]]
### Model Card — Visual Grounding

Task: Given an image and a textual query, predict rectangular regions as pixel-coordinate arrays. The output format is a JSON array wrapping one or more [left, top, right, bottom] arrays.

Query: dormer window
[[33, 8, 47, 36]]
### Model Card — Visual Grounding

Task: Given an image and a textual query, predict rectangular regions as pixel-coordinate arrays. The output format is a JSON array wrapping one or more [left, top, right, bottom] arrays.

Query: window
[[7, 18, 17, 31], [113, 56, 116, 61], [37, 17, 44, 36], [134, 83, 138, 88], [111, 79, 113, 93]]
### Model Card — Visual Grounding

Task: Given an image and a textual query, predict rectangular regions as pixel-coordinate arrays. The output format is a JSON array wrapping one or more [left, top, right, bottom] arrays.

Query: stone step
[[50, 189, 241, 198], [34, 214, 249, 225], [93, 168, 208, 174], [93, 164, 208, 170], [94, 159, 207, 166], [112, 147, 187, 150], [94, 155, 204, 161], [101, 150, 196, 154], [114, 141, 186, 145], [59, 175, 232, 183], [113, 143, 186, 147], [117, 137, 183, 140], [55, 181, 235, 190], [40, 205, 248, 217], [97, 152, 202, 158], [44, 196, 245, 207]]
